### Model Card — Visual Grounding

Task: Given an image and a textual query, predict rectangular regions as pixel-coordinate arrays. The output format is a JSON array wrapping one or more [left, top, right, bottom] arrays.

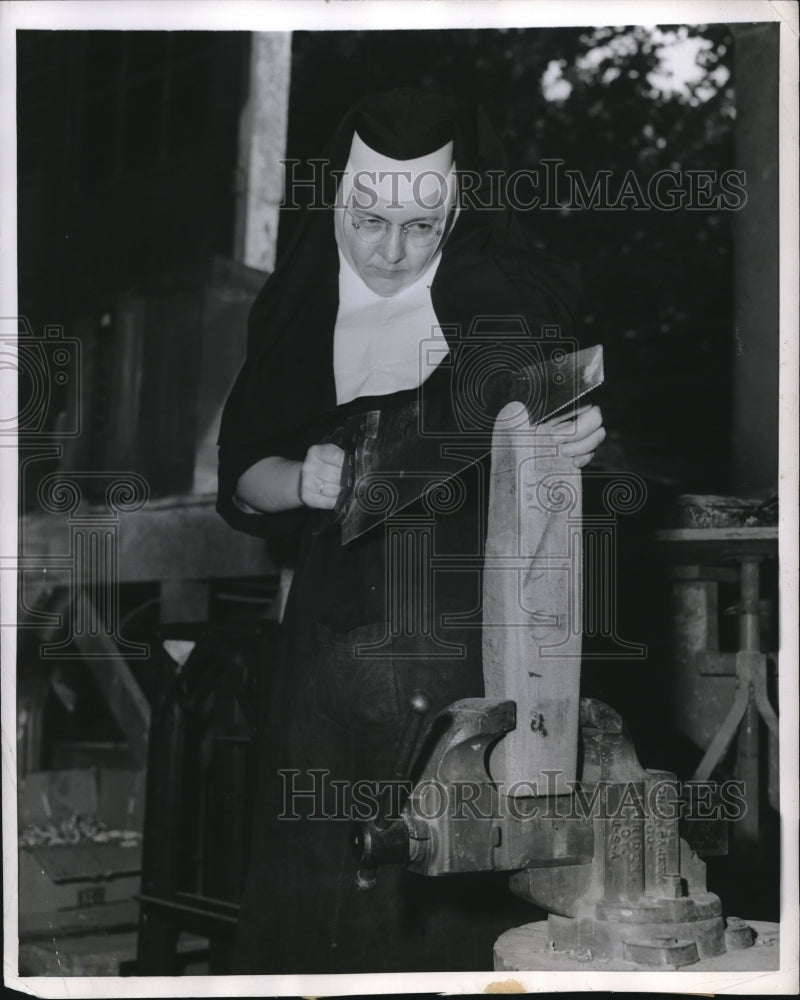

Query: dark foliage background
[[284, 25, 736, 492]]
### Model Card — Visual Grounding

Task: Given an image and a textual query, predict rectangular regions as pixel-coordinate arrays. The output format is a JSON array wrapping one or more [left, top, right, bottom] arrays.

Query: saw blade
[[335, 344, 604, 544]]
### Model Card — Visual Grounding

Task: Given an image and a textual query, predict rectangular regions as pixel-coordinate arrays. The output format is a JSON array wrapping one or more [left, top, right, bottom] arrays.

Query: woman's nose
[[379, 224, 405, 263]]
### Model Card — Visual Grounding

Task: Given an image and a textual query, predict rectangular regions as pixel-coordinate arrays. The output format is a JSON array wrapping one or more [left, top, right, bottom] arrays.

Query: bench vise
[[355, 695, 738, 968]]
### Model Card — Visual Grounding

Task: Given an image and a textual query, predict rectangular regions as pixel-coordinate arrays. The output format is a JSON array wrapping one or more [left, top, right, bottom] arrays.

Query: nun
[[217, 89, 605, 974]]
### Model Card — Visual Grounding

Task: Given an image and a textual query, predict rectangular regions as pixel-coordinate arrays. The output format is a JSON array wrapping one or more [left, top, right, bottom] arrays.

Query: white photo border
[[1, 1, 797, 996]]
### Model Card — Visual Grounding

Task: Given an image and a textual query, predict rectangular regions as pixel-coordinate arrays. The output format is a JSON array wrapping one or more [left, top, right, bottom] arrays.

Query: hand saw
[[332, 344, 603, 544]]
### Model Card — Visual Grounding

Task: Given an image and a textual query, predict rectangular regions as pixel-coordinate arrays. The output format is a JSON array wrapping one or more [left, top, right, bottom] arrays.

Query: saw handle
[[324, 414, 364, 526]]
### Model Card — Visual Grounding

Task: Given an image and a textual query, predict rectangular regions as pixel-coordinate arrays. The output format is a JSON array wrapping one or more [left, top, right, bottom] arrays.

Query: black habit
[[217, 89, 580, 973]]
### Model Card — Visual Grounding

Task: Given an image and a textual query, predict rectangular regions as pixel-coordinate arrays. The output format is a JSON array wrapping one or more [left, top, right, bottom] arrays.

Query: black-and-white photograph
[[2, 1, 797, 996]]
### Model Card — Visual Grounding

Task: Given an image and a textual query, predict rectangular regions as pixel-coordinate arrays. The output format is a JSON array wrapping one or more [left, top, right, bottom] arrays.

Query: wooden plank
[[20, 497, 276, 584], [483, 406, 582, 795], [656, 527, 778, 542], [19, 899, 140, 941], [655, 527, 778, 565]]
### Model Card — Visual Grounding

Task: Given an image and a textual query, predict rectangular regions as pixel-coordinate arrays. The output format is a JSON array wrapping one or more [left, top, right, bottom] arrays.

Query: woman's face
[[340, 192, 446, 297]]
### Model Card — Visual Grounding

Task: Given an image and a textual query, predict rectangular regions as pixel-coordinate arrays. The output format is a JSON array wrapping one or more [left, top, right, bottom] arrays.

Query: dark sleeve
[[215, 329, 315, 545], [215, 441, 304, 543]]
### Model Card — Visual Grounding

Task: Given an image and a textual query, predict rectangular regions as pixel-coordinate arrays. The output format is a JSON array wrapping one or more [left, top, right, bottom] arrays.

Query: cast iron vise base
[[494, 918, 778, 972], [505, 698, 731, 967], [530, 894, 726, 967]]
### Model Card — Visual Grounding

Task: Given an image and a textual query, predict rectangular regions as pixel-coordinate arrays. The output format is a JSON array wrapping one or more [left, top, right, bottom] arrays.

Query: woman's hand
[[300, 443, 345, 509], [543, 404, 605, 469]]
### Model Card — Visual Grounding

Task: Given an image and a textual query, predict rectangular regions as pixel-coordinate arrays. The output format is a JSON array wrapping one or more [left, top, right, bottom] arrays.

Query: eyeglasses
[[345, 206, 444, 248]]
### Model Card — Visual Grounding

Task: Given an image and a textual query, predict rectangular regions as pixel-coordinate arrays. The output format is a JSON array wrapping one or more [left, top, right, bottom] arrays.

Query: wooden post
[[730, 23, 779, 492], [233, 32, 292, 274]]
